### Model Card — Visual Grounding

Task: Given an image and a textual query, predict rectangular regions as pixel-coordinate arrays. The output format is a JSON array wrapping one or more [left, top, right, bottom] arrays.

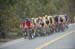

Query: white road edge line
[[0, 38, 24, 48]]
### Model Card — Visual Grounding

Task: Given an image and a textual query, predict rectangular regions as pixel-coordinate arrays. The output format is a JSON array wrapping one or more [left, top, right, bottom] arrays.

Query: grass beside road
[[0, 32, 23, 43]]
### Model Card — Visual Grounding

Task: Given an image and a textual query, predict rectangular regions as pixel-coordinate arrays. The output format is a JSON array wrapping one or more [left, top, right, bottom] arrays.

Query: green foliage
[[0, 0, 75, 35]]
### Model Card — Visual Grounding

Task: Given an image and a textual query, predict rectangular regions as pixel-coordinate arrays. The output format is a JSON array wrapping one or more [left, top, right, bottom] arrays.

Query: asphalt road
[[0, 24, 75, 49]]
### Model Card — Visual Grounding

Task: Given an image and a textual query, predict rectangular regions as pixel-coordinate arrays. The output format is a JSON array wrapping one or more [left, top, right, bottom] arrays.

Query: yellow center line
[[35, 31, 74, 49]]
